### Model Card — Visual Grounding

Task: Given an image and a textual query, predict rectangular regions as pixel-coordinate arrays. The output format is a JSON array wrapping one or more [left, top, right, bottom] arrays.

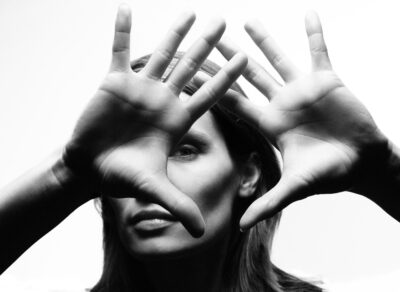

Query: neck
[[141, 239, 230, 292]]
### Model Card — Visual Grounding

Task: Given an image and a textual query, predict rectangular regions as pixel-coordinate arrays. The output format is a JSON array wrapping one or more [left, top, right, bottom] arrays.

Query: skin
[[108, 107, 260, 292], [63, 5, 248, 238], [212, 11, 400, 229], [0, 5, 248, 273], [109, 107, 243, 259], [1, 4, 400, 291]]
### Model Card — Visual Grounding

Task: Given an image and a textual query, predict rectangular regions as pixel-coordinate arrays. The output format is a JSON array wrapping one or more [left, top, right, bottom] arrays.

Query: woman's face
[[109, 99, 242, 259]]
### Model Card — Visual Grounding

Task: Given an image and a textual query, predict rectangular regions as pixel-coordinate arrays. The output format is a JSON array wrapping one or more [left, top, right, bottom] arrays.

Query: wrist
[[51, 148, 97, 204], [351, 132, 400, 201]]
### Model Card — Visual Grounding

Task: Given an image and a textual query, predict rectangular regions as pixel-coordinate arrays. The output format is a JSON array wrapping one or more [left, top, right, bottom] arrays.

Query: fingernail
[[239, 226, 248, 233]]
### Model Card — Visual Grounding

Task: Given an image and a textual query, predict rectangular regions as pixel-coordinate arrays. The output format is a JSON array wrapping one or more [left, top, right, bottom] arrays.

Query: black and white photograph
[[1, 0, 400, 291]]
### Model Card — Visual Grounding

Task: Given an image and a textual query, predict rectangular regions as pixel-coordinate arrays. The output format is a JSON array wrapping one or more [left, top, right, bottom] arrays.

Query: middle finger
[[165, 18, 226, 95]]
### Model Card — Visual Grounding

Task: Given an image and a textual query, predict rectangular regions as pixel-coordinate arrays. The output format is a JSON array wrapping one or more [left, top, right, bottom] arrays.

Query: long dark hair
[[91, 53, 323, 292]]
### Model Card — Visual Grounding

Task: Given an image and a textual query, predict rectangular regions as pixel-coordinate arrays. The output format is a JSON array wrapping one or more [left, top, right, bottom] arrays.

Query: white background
[[1, 0, 400, 291]]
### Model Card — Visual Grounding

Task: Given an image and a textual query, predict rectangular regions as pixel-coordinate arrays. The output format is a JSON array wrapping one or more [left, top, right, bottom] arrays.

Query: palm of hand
[[264, 71, 378, 197], [72, 71, 191, 196], [62, 6, 248, 236], [216, 11, 385, 229]]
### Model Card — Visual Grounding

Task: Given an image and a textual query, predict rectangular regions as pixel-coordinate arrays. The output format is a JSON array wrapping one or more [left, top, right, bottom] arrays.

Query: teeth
[[147, 218, 166, 223]]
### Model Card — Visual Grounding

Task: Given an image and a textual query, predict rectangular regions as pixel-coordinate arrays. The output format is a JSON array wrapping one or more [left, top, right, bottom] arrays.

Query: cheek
[[168, 154, 240, 233], [107, 197, 133, 231]]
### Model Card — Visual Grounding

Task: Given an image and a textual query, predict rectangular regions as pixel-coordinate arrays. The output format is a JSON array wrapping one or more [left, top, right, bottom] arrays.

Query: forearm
[[353, 139, 400, 222], [0, 152, 92, 273]]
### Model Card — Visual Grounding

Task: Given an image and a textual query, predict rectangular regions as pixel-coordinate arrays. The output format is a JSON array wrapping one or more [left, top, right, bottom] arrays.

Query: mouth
[[129, 209, 178, 233]]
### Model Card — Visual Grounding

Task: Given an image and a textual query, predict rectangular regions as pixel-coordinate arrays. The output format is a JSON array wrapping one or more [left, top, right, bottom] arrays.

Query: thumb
[[151, 174, 206, 237], [239, 174, 308, 231], [109, 165, 206, 238]]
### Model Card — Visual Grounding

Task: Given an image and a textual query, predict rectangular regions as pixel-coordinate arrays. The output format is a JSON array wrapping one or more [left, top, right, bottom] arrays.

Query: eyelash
[[171, 144, 199, 160]]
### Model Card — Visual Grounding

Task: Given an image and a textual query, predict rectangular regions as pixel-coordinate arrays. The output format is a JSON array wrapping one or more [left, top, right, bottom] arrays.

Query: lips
[[130, 209, 177, 224], [129, 209, 178, 232]]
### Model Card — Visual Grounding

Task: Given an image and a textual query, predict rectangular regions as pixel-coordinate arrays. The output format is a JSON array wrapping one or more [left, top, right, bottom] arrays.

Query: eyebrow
[[180, 130, 211, 148]]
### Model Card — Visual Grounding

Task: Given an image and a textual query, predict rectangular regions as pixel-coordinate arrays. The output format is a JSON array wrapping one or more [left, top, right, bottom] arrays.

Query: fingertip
[[117, 3, 132, 21], [192, 71, 211, 87], [216, 37, 228, 49], [172, 11, 196, 36], [216, 37, 237, 59], [244, 19, 262, 35], [239, 201, 264, 231], [214, 17, 227, 33], [305, 10, 322, 34], [118, 3, 131, 13], [244, 19, 268, 45], [116, 3, 132, 32], [180, 194, 206, 238], [181, 10, 197, 25], [231, 52, 248, 69], [305, 10, 320, 22], [239, 213, 255, 232], [191, 218, 206, 238], [180, 204, 206, 238], [204, 17, 226, 41], [239, 193, 279, 231], [223, 52, 247, 80], [184, 204, 205, 238]]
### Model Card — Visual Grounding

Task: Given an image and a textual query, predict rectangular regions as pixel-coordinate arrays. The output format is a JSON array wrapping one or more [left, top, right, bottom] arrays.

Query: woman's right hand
[[62, 5, 247, 237]]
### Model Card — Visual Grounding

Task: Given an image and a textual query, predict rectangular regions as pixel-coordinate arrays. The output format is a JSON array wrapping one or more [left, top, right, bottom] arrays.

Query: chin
[[119, 222, 202, 261], [119, 221, 227, 262]]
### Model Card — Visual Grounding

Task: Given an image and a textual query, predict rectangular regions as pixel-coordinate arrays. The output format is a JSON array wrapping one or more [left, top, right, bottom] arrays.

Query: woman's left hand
[[216, 11, 391, 230]]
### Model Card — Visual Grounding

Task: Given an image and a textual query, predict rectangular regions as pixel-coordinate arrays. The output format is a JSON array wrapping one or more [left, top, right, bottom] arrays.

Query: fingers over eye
[[185, 53, 248, 121], [244, 20, 301, 82], [305, 11, 332, 71], [166, 18, 226, 95], [141, 12, 196, 79], [217, 38, 281, 100], [111, 4, 132, 72], [239, 175, 306, 230]]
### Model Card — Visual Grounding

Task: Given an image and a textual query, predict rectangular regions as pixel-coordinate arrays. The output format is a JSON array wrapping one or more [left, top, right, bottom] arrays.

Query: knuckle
[[246, 66, 262, 81], [171, 26, 186, 40], [258, 33, 272, 47], [113, 32, 130, 53], [270, 53, 284, 67], [181, 56, 198, 71], [311, 43, 328, 55], [156, 48, 174, 63], [202, 84, 217, 98]]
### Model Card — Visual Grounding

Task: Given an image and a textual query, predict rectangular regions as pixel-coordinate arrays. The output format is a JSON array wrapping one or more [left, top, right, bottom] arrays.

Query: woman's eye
[[171, 145, 199, 160]]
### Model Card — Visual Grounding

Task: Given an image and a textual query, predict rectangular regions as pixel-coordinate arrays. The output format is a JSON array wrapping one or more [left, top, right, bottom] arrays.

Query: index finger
[[217, 38, 281, 99], [185, 53, 248, 121]]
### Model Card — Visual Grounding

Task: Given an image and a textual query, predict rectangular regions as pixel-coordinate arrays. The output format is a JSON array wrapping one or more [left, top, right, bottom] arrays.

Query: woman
[[91, 53, 321, 291], [1, 4, 399, 291]]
